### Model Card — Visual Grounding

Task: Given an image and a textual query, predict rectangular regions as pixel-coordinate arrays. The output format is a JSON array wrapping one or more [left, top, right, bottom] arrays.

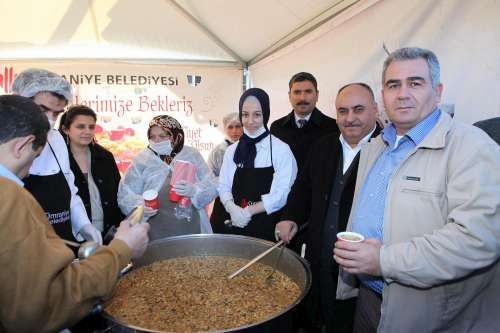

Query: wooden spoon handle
[[127, 205, 144, 226], [228, 240, 284, 279]]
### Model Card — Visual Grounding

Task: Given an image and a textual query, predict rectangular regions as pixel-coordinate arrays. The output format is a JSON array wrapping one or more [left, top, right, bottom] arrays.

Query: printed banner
[[1, 63, 243, 172]]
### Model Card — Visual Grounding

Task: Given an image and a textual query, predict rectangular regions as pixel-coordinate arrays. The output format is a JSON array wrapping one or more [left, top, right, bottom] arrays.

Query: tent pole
[[242, 64, 249, 91]]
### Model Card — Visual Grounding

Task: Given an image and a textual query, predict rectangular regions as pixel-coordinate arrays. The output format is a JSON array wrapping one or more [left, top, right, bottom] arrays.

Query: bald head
[[335, 83, 378, 147]]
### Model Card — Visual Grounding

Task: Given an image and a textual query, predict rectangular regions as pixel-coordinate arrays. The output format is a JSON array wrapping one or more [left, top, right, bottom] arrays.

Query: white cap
[[11, 68, 73, 102]]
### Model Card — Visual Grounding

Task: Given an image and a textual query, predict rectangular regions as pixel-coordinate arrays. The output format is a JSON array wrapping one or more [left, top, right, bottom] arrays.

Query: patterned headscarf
[[148, 115, 184, 163]]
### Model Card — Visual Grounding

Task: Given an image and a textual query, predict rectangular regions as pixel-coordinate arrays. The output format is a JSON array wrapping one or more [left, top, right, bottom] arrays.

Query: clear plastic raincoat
[[118, 145, 217, 233]]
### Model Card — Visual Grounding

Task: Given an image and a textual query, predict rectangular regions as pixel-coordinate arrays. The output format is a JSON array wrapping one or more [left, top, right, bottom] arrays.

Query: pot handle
[[87, 263, 133, 325], [89, 303, 104, 315], [95, 323, 118, 333]]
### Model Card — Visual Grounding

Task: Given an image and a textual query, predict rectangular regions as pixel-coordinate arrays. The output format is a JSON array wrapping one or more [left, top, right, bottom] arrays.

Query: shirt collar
[[0, 163, 23, 187], [285, 108, 322, 127], [382, 108, 441, 148], [339, 125, 377, 151], [294, 112, 312, 123]]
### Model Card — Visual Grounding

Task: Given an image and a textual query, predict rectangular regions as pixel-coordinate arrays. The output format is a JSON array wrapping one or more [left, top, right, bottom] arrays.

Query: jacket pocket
[[401, 187, 443, 197]]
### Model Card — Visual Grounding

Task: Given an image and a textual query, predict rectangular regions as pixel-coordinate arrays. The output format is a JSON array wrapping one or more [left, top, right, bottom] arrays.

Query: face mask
[[149, 139, 173, 155], [243, 126, 266, 138]]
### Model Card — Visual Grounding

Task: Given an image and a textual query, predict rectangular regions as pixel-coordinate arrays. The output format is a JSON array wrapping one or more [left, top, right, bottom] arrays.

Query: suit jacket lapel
[[323, 140, 340, 193], [343, 153, 359, 182]]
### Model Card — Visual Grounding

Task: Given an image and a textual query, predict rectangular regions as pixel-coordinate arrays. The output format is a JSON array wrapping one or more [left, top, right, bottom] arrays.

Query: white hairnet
[[222, 112, 240, 128], [11, 68, 73, 102]]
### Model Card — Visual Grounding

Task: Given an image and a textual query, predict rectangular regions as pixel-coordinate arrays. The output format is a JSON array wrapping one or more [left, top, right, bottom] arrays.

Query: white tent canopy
[[0, 0, 363, 65], [1, 0, 499, 123], [249, 0, 500, 124]]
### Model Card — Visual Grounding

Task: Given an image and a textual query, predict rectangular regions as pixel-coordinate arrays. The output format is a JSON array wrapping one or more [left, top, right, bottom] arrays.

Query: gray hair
[[382, 47, 440, 88], [222, 112, 240, 128], [11, 68, 73, 102]]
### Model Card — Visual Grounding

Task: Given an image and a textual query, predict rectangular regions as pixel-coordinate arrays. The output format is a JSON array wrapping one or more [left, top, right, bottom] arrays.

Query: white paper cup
[[142, 190, 159, 210], [337, 231, 365, 243]]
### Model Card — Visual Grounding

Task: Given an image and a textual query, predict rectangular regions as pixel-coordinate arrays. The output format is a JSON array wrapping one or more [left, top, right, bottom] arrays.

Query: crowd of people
[[1, 46, 499, 333]]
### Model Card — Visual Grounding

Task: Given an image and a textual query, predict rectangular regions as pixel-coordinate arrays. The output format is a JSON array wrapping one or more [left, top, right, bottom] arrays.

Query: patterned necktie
[[298, 119, 306, 128]]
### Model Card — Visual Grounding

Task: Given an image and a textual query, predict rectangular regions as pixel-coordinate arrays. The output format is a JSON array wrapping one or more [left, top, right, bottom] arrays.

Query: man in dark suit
[[271, 72, 339, 257], [270, 72, 339, 172], [276, 83, 381, 333], [474, 117, 500, 145]]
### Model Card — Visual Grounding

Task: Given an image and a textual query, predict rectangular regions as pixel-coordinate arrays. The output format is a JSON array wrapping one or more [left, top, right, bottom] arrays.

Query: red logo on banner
[[0, 66, 16, 94]]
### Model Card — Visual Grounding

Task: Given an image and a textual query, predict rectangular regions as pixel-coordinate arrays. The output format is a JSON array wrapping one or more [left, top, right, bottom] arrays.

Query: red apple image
[[117, 159, 132, 173], [124, 127, 135, 136], [110, 128, 125, 141]]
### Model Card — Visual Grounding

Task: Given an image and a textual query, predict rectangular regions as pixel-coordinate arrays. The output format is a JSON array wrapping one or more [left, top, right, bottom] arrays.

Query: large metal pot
[[101, 234, 311, 333]]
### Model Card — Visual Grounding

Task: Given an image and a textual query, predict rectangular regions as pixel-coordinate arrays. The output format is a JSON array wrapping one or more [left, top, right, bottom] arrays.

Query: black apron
[[23, 143, 74, 241], [211, 136, 281, 242], [148, 171, 201, 241]]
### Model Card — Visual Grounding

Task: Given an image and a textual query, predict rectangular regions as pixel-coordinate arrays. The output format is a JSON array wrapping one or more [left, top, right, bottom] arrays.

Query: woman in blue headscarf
[[211, 88, 297, 241]]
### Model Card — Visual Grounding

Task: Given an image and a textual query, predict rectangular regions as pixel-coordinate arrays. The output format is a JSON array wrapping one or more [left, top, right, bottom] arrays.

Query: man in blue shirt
[[0, 95, 48, 182], [334, 47, 500, 332]]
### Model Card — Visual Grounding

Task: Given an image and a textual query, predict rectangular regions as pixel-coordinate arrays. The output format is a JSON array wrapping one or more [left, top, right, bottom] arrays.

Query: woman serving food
[[118, 115, 217, 240], [211, 88, 297, 241]]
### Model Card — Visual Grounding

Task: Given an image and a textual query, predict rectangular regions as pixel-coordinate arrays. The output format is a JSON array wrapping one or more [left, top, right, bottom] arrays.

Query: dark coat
[[474, 117, 500, 145], [282, 126, 380, 326], [282, 125, 381, 267], [270, 108, 339, 172], [281, 125, 381, 329], [67, 143, 124, 237]]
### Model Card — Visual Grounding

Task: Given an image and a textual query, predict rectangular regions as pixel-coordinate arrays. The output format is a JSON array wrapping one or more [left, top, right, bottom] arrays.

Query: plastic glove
[[173, 180, 197, 198], [224, 200, 252, 228], [78, 223, 103, 245]]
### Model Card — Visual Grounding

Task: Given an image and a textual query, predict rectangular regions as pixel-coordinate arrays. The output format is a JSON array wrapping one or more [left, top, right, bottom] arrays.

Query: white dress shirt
[[339, 126, 376, 174], [294, 112, 312, 128], [218, 134, 298, 214], [28, 129, 91, 238]]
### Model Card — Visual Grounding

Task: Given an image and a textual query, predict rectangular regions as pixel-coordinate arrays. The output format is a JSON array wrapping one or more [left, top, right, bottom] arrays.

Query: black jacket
[[67, 143, 124, 237], [474, 117, 500, 145], [282, 125, 382, 268], [270, 108, 339, 172]]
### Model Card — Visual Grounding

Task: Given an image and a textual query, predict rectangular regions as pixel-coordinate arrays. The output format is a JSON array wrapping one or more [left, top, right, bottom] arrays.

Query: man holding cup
[[275, 83, 381, 332], [334, 47, 500, 332]]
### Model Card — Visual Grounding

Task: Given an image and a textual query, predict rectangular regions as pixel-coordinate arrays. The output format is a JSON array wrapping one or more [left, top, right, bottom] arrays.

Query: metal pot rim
[[102, 234, 312, 333]]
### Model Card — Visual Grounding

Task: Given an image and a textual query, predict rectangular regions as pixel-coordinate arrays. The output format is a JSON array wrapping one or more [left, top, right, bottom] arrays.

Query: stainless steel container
[[101, 234, 311, 333]]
